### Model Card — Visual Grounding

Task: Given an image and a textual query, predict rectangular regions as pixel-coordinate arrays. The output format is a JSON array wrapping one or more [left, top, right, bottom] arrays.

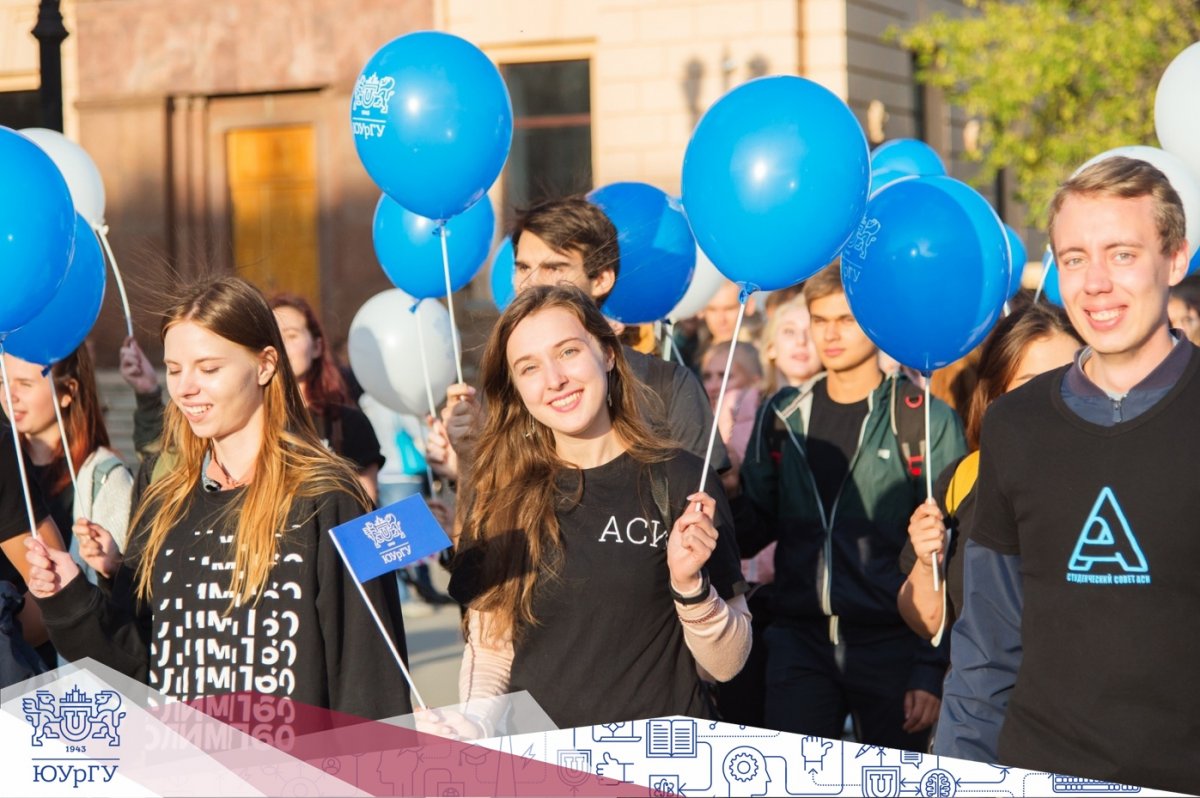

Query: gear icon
[[727, 752, 759, 782]]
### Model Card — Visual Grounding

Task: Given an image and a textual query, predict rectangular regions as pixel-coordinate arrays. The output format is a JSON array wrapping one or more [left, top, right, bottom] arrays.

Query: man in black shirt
[[739, 264, 965, 751], [938, 157, 1199, 794], [430, 197, 726, 476]]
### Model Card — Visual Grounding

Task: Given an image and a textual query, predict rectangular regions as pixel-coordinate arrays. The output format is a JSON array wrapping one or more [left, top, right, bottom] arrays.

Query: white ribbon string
[[438, 226, 465, 385], [698, 298, 750, 498], [413, 308, 442, 499], [49, 376, 80, 504], [98, 225, 134, 338], [1, 350, 42, 541]]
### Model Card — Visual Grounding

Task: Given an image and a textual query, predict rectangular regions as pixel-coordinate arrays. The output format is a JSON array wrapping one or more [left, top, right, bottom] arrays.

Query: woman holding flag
[[446, 285, 750, 731], [23, 276, 412, 719]]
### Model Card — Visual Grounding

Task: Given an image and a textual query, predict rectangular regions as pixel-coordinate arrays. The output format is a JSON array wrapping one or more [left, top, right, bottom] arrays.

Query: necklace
[[210, 447, 246, 489]]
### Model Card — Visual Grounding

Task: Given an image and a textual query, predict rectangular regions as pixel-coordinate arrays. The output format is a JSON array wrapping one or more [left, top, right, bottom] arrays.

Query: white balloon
[[670, 246, 726, 319], [349, 289, 457, 416], [1078, 145, 1200, 258], [18, 127, 106, 228], [1155, 42, 1200, 185]]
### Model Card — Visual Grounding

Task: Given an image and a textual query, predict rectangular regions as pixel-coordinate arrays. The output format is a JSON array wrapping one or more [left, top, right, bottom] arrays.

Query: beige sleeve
[[676, 588, 752, 683], [458, 609, 514, 703]]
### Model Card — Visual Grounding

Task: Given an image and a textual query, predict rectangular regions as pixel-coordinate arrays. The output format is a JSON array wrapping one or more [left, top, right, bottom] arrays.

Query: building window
[[501, 60, 592, 223]]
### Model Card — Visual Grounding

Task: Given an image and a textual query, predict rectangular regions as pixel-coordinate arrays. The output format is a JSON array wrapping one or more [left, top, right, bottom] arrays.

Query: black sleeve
[[315, 489, 412, 719], [667, 364, 731, 471], [705, 471, 748, 600], [132, 388, 166, 461], [0, 425, 49, 544], [35, 559, 151, 681], [334, 406, 386, 472], [968, 408, 1021, 555]]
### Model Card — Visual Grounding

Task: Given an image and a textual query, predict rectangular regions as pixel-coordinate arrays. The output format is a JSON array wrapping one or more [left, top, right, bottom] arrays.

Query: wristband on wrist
[[669, 569, 710, 605]]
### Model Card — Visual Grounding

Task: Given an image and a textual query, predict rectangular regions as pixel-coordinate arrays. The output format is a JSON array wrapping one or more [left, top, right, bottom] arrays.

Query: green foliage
[[894, 0, 1200, 224]]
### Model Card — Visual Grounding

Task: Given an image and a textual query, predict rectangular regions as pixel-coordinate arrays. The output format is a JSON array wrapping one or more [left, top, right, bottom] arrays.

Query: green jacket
[[739, 372, 967, 636]]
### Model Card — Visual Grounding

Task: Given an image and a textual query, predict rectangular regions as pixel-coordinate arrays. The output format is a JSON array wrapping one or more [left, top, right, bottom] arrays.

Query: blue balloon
[[1040, 247, 1063, 306], [841, 176, 1009, 371], [1004, 224, 1027, 298], [681, 76, 870, 292], [373, 195, 495, 300], [870, 139, 946, 178], [351, 32, 513, 221], [870, 168, 913, 194], [587, 183, 696, 324], [6, 214, 106, 366], [1190, 246, 1200, 277], [0, 127, 75, 334], [490, 237, 515, 311]]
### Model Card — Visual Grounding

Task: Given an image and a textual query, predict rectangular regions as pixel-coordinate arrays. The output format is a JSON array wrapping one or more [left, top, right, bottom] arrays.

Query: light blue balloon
[[0, 126, 75, 334], [1004, 224, 1027, 298], [588, 183, 696, 324], [870, 138, 946, 178], [490, 237, 515, 311], [1190, 246, 1200, 277], [1040, 247, 1063, 306], [841, 176, 1009, 371], [681, 76, 870, 291], [351, 31, 513, 221], [6, 214, 106, 366], [373, 194, 495, 300]]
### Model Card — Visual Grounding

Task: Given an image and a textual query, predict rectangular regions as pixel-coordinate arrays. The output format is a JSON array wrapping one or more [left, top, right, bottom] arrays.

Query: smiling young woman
[[24, 277, 411, 719], [443, 285, 750, 732]]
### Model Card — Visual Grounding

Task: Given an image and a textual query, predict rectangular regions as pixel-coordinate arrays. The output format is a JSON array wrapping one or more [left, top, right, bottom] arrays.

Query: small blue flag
[[329, 493, 452, 583]]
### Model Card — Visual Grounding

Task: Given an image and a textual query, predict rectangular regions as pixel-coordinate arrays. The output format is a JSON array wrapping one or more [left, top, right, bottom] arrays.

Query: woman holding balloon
[[443, 285, 749, 731], [24, 277, 413, 717]]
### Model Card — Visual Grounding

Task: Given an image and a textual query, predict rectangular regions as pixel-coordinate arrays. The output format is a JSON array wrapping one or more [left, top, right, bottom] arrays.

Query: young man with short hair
[[738, 263, 965, 750], [431, 196, 725, 476], [937, 157, 1197, 795]]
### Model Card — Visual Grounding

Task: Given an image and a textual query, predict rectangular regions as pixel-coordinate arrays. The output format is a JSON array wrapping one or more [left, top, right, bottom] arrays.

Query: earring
[[607, 373, 615, 407], [524, 417, 535, 438]]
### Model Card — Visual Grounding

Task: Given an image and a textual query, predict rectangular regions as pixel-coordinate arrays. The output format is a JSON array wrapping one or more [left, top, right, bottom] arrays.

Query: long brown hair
[[132, 277, 370, 606], [37, 346, 113, 496], [459, 284, 673, 643], [964, 303, 1083, 450], [267, 293, 350, 415]]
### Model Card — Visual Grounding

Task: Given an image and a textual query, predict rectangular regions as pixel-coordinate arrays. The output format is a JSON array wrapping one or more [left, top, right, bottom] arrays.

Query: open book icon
[[647, 719, 696, 758]]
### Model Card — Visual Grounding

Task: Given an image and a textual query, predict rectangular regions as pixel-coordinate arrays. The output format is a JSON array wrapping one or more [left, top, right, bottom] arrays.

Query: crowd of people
[[0, 154, 1196, 793]]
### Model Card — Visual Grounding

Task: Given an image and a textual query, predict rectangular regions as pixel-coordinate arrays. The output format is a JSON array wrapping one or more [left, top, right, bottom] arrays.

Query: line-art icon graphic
[[723, 746, 771, 797], [649, 774, 681, 797], [592, 720, 642, 743], [920, 768, 957, 797], [862, 765, 901, 797], [647, 719, 696, 758]]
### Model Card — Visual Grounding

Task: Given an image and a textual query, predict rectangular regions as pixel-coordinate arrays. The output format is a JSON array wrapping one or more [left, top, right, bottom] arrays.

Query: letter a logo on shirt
[[1067, 486, 1149, 575]]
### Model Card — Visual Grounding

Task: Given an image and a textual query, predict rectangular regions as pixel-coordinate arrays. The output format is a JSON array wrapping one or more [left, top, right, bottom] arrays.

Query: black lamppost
[[32, 0, 69, 132]]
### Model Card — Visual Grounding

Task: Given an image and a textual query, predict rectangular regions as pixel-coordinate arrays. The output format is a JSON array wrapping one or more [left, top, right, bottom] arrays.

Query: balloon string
[[1, 348, 42, 542], [698, 298, 749, 501], [924, 374, 940, 594], [660, 320, 673, 362], [413, 310, 441, 499], [98, 225, 134, 339], [1033, 246, 1051, 304], [439, 226, 465, 385], [49, 378, 80, 507], [411, 420, 440, 502]]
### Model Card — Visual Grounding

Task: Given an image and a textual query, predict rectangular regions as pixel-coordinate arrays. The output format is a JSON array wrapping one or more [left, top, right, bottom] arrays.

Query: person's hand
[[424, 417, 459, 481], [903, 689, 941, 733], [441, 383, 482, 469], [414, 707, 486, 741], [426, 499, 454, 530], [667, 492, 718, 594], [74, 518, 121, 580], [801, 735, 833, 769], [908, 499, 946, 574], [24, 536, 81, 599], [119, 336, 159, 395]]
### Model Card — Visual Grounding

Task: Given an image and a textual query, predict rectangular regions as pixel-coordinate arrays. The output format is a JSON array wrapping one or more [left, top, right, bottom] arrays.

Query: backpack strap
[[944, 451, 980, 516], [150, 448, 178, 484], [649, 463, 671, 527], [892, 378, 927, 480], [91, 456, 124, 505]]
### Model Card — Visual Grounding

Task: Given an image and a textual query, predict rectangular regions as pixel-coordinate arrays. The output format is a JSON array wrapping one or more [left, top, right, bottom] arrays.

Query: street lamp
[[32, 0, 69, 132]]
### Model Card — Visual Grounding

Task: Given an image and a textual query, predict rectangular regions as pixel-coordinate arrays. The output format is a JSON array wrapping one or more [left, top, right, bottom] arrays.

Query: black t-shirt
[[0, 424, 49, 592], [39, 476, 413, 719], [450, 450, 746, 729], [970, 352, 1200, 794], [313, 404, 385, 472], [807, 381, 869, 516]]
